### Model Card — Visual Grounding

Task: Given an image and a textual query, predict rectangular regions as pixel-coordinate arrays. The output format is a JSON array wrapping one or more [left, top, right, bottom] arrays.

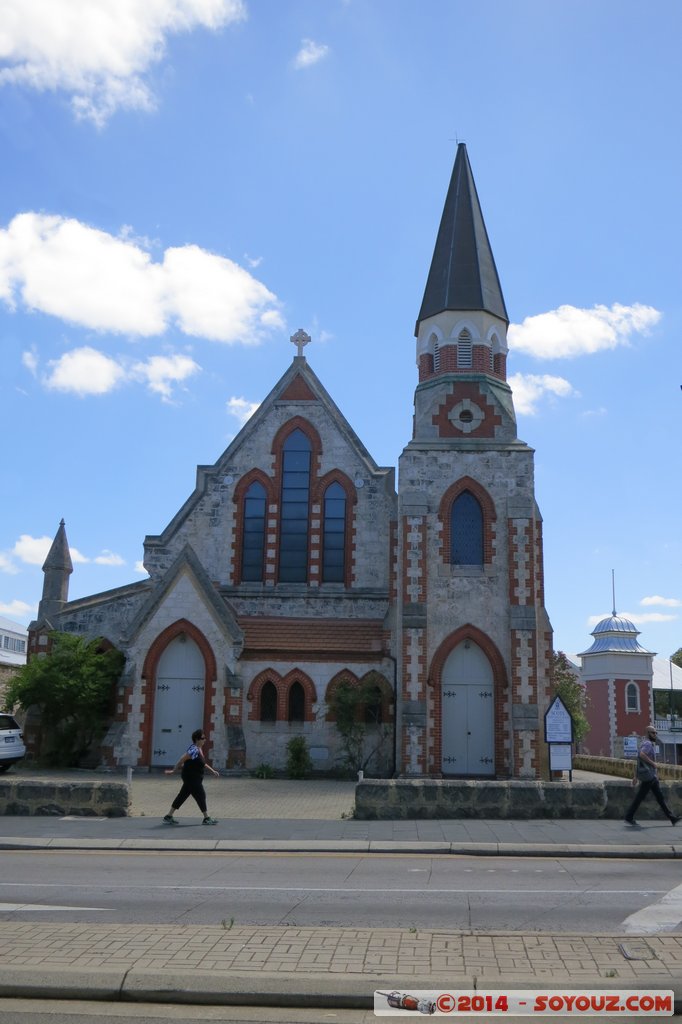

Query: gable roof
[[145, 354, 395, 549], [126, 544, 242, 647]]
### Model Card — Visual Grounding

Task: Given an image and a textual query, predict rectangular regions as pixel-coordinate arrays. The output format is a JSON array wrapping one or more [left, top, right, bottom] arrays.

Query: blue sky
[[1, 0, 681, 660]]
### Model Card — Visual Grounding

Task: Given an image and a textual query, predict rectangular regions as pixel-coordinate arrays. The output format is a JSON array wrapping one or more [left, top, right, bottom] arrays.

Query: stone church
[[28, 144, 553, 777]]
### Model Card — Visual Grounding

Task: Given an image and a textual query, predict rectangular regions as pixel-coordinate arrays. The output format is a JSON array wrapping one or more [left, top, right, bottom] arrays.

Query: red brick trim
[[281, 667, 317, 722], [437, 476, 496, 565], [140, 619, 217, 766], [428, 625, 509, 776], [247, 667, 317, 722], [325, 669, 393, 723]]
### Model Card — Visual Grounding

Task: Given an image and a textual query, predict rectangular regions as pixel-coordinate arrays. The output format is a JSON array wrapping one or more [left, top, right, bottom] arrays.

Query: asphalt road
[[2, 850, 681, 934]]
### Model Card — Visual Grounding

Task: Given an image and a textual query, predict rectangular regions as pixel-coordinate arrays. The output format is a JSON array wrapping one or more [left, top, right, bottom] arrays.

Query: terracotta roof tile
[[239, 617, 385, 661]]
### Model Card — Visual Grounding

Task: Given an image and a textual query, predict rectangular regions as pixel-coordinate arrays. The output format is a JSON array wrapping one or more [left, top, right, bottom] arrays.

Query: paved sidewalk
[[0, 923, 680, 1009], [2, 770, 681, 858]]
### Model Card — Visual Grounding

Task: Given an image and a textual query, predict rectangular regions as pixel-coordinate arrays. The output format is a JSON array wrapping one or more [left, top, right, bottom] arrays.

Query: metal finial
[[611, 569, 617, 616]]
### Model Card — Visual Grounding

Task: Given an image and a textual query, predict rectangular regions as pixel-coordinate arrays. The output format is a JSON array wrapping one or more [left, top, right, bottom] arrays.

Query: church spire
[[415, 143, 508, 335], [37, 519, 73, 624]]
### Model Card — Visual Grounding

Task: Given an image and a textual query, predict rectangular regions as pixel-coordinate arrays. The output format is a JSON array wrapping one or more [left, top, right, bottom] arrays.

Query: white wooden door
[[441, 641, 495, 775], [151, 635, 205, 766]]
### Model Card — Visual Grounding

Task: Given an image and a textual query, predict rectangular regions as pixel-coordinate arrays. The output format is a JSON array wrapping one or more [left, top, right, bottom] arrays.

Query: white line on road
[[621, 880, 682, 934], [0, 903, 105, 912], [0, 882, 667, 896]]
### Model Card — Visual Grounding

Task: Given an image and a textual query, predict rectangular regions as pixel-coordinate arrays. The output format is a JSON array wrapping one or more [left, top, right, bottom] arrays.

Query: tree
[[327, 673, 392, 776], [3, 633, 124, 766], [551, 651, 590, 744], [671, 648, 682, 670]]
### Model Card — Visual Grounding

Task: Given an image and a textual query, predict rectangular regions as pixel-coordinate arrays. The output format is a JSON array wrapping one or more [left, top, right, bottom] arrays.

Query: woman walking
[[164, 729, 219, 825]]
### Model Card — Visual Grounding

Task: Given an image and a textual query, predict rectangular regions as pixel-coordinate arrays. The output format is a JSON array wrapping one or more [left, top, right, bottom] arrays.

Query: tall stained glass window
[[278, 429, 311, 582], [322, 482, 346, 582], [451, 490, 483, 565], [241, 481, 266, 581]]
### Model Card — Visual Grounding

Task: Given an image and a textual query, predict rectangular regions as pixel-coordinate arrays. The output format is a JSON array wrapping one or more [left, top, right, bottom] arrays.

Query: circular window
[[459, 409, 474, 423]]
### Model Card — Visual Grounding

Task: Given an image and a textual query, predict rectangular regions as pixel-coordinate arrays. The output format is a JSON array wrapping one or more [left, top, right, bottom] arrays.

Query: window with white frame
[[625, 682, 639, 712]]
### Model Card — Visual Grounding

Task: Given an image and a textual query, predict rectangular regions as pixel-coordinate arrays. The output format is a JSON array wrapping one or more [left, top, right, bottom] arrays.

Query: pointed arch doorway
[[150, 633, 206, 766], [441, 640, 495, 776]]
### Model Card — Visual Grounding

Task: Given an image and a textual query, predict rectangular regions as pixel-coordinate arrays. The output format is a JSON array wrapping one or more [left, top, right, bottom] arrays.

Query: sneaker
[[202, 816, 218, 825], [671, 815, 680, 826], [163, 814, 179, 825], [624, 817, 637, 826]]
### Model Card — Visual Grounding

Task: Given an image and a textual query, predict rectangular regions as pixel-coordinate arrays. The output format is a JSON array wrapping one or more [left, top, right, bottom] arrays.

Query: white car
[[0, 713, 26, 772]]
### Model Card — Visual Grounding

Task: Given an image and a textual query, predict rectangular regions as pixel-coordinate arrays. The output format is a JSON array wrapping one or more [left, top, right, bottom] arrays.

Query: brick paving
[[0, 923, 679, 983]]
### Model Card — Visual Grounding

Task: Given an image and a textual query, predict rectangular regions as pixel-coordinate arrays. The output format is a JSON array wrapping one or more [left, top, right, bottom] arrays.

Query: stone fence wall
[[354, 778, 682, 820], [0, 778, 130, 817], [574, 754, 682, 781]]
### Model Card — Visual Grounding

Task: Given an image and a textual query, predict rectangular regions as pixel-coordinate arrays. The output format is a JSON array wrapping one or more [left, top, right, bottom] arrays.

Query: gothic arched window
[[450, 490, 483, 566], [241, 481, 267, 582], [260, 681, 278, 722], [322, 481, 346, 583], [278, 429, 311, 583], [288, 681, 305, 722]]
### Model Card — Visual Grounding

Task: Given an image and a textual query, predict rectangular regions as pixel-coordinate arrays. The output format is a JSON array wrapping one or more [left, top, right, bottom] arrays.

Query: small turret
[[37, 519, 73, 624]]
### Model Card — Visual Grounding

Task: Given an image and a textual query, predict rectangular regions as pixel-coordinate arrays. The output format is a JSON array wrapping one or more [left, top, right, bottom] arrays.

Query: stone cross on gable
[[290, 329, 311, 358]]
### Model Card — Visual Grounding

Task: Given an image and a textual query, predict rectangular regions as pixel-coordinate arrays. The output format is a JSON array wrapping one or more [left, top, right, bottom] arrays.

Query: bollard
[[357, 770, 364, 781]]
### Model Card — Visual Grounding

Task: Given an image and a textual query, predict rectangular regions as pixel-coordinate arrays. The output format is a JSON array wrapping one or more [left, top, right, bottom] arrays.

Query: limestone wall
[[354, 778, 682, 820], [0, 779, 130, 817], [575, 754, 682, 782]]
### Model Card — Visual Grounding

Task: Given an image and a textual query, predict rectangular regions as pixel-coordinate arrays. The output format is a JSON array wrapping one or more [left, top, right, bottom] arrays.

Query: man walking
[[625, 725, 680, 827]]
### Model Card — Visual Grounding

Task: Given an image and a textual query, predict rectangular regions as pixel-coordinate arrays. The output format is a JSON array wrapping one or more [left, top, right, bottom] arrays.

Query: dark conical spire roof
[[416, 143, 508, 334], [42, 518, 73, 574]]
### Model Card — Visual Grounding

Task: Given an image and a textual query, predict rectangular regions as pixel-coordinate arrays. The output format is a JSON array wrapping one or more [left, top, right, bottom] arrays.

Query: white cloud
[[293, 39, 329, 70], [588, 611, 678, 627], [45, 347, 127, 396], [163, 244, 284, 341], [11, 533, 87, 565], [508, 303, 661, 359], [135, 561, 149, 575], [0, 213, 283, 343], [39, 345, 201, 400], [641, 596, 682, 608], [508, 373, 576, 415], [0, 599, 34, 619], [0, 0, 247, 126], [94, 550, 125, 566], [227, 395, 260, 424], [22, 350, 38, 376], [131, 353, 200, 399], [0, 553, 19, 575]]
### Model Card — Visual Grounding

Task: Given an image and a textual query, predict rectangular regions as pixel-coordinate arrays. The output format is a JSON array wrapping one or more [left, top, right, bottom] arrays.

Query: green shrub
[[253, 762, 274, 779], [286, 736, 313, 779]]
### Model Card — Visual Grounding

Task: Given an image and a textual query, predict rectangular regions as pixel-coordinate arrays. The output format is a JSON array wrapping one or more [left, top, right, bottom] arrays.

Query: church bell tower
[[396, 144, 553, 779]]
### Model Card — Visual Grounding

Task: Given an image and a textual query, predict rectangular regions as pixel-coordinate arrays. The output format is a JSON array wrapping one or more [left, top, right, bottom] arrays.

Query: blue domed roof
[[579, 613, 653, 656]]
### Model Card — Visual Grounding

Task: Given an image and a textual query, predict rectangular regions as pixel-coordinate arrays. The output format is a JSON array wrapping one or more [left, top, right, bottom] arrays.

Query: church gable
[[143, 347, 396, 592]]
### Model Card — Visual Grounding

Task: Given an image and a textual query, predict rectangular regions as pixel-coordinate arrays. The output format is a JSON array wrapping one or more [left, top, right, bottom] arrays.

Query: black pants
[[171, 774, 207, 815], [625, 778, 674, 822]]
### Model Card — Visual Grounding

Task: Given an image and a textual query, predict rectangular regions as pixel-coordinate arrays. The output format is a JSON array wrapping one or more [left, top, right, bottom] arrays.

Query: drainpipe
[[384, 653, 398, 778]]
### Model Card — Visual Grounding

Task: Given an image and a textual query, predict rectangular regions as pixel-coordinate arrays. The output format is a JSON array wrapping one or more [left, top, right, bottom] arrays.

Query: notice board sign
[[623, 736, 639, 759], [549, 743, 573, 771], [544, 695, 574, 744]]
